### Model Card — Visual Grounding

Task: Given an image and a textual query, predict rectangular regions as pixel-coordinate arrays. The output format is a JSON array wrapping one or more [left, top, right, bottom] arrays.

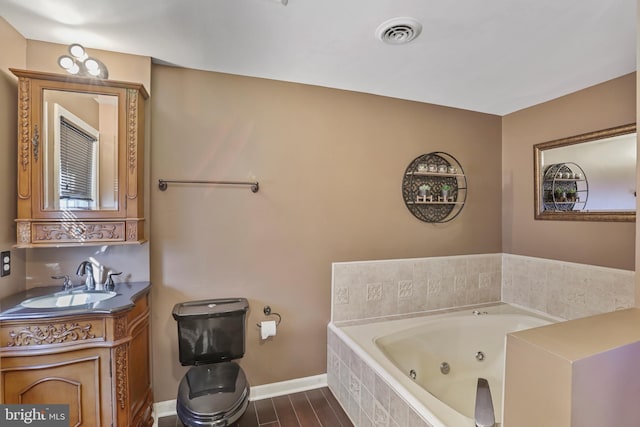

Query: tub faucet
[[475, 378, 496, 427], [76, 261, 96, 290]]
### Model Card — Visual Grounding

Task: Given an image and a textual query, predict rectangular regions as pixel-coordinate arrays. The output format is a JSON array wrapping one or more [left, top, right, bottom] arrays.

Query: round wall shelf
[[542, 162, 588, 212], [402, 152, 467, 223]]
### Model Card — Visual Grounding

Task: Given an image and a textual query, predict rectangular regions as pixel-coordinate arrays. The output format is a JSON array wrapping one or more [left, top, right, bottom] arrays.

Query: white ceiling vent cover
[[376, 17, 422, 45]]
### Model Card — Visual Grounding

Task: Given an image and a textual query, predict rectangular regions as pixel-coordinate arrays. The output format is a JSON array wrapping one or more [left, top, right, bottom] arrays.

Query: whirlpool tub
[[328, 304, 558, 427]]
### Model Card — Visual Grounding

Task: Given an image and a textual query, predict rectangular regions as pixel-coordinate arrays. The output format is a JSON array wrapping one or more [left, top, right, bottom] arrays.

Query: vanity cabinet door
[[128, 316, 153, 426], [1, 347, 112, 426], [112, 314, 153, 427], [11, 68, 148, 247]]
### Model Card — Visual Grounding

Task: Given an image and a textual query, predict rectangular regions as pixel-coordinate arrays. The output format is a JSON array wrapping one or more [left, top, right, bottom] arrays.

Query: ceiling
[[1, 0, 636, 115]]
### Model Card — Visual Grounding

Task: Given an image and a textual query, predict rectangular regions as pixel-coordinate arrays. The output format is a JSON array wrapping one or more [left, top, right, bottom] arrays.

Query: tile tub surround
[[332, 254, 635, 323], [331, 254, 503, 323], [502, 254, 635, 320], [328, 253, 634, 426], [327, 326, 435, 427]]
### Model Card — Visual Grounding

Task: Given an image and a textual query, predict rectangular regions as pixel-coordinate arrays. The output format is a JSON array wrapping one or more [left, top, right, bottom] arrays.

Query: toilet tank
[[172, 298, 249, 366]]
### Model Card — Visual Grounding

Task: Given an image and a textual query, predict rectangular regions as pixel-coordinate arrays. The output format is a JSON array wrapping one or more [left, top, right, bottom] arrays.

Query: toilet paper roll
[[260, 320, 277, 340]]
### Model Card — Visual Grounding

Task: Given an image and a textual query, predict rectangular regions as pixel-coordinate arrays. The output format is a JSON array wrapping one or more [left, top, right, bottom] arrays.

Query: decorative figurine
[[441, 184, 451, 201], [418, 184, 431, 202]]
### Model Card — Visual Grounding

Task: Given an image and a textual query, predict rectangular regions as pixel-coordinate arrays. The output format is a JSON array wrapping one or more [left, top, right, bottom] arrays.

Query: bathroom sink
[[20, 290, 117, 309]]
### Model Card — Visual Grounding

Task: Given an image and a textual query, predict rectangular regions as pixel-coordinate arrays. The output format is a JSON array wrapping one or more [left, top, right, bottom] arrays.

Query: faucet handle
[[52, 275, 72, 290], [104, 272, 122, 291]]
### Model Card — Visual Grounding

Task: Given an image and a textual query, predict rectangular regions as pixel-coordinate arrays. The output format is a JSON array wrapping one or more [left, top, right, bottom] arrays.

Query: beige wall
[[502, 73, 636, 270], [0, 18, 26, 300], [149, 65, 503, 400]]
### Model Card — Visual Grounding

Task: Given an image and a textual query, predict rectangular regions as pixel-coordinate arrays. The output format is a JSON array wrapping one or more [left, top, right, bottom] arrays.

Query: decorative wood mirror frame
[[11, 69, 148, 247], [534, 123, 636, 222]]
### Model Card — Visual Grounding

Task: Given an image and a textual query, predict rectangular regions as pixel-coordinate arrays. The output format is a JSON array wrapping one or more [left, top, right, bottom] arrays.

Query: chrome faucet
[[76, 261, 96, 290]]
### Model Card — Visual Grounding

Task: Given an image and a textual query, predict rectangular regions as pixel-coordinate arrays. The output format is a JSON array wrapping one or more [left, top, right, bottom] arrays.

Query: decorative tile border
[[331, 254, 502, 323], [332, 254, 635, 323]]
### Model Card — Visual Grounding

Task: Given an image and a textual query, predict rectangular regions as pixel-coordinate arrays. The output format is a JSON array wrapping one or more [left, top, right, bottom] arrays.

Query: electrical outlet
[[1, 251, 10, 277]]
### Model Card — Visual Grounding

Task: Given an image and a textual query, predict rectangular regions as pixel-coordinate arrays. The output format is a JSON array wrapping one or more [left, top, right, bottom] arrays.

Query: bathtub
[[328, 303, 558, 427]]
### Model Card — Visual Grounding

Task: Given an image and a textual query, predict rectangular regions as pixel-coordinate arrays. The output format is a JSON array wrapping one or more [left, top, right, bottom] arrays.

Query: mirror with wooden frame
[[534, 123, 636, 222], [11, 69, 148, 247]]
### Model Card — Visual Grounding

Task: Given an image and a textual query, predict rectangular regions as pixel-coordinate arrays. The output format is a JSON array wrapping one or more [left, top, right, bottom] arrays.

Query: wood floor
[[157, 387, 354, 427]]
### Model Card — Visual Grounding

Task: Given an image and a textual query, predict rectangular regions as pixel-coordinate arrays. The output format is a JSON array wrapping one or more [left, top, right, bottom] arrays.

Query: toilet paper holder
[[256, 305, 282, 328]]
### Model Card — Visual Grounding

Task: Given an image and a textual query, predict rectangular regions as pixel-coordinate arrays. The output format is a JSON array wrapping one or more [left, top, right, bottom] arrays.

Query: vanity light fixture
[[58, 43, 109, 79]]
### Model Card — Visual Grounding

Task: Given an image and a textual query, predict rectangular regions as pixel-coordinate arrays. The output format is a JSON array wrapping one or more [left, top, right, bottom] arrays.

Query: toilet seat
[[176, 362, 249, 427]]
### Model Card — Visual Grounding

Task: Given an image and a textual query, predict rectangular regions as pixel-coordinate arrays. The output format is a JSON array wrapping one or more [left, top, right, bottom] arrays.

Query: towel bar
[[158, 179, 259, 193]]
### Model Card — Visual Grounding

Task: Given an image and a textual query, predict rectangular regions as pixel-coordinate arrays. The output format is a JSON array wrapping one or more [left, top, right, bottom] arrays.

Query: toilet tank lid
[[172, 298, 249, 320]]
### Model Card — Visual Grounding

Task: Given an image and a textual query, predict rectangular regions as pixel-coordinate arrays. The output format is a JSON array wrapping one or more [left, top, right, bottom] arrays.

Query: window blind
[[59, 117, 97, 201]]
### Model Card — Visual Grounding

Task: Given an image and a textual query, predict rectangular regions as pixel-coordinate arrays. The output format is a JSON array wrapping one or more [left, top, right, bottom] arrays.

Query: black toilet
[[172, 298, 250, 427]]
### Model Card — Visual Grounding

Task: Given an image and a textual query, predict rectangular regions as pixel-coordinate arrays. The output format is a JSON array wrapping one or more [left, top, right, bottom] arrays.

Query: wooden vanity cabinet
[[0, 291, 153, 427], [10, 69, 148, 247]]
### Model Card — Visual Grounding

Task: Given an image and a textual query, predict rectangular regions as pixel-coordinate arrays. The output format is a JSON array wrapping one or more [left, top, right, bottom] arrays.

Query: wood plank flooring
[[157, 387, 353, 427]]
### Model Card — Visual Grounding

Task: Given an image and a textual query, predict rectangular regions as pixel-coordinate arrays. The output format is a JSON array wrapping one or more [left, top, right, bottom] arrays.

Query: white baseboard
[[153, 399, 177, 420], [152, 373, 327, 425], [249, 373, 327, 401]]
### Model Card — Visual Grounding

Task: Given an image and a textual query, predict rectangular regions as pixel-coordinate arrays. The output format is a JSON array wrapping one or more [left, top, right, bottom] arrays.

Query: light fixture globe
[[68, 43, 87, 60], [67, 63, 80, 75], [85, 58, 99, 72], [85, 57, 108, 79], [84, 58, 98, 70], [58, 55, 74, 70]]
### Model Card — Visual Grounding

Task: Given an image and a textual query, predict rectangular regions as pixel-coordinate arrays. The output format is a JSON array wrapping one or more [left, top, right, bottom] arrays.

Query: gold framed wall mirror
[[533, 123, 636, 222]]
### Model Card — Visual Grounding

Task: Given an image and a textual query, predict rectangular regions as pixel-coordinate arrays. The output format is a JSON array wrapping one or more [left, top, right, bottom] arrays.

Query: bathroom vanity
[[0, 282, 153, 427]]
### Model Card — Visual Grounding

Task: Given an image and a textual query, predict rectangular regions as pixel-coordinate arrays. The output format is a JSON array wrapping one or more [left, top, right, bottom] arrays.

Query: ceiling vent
[[376, 17, 422, 45]]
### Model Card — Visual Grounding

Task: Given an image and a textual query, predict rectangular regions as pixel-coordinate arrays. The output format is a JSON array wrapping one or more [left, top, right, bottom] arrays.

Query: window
[[53, 103, 100, 210]]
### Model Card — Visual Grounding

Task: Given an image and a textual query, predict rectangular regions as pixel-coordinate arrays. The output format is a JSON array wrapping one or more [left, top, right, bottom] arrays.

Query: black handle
[[105, 272, 123, 290]]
